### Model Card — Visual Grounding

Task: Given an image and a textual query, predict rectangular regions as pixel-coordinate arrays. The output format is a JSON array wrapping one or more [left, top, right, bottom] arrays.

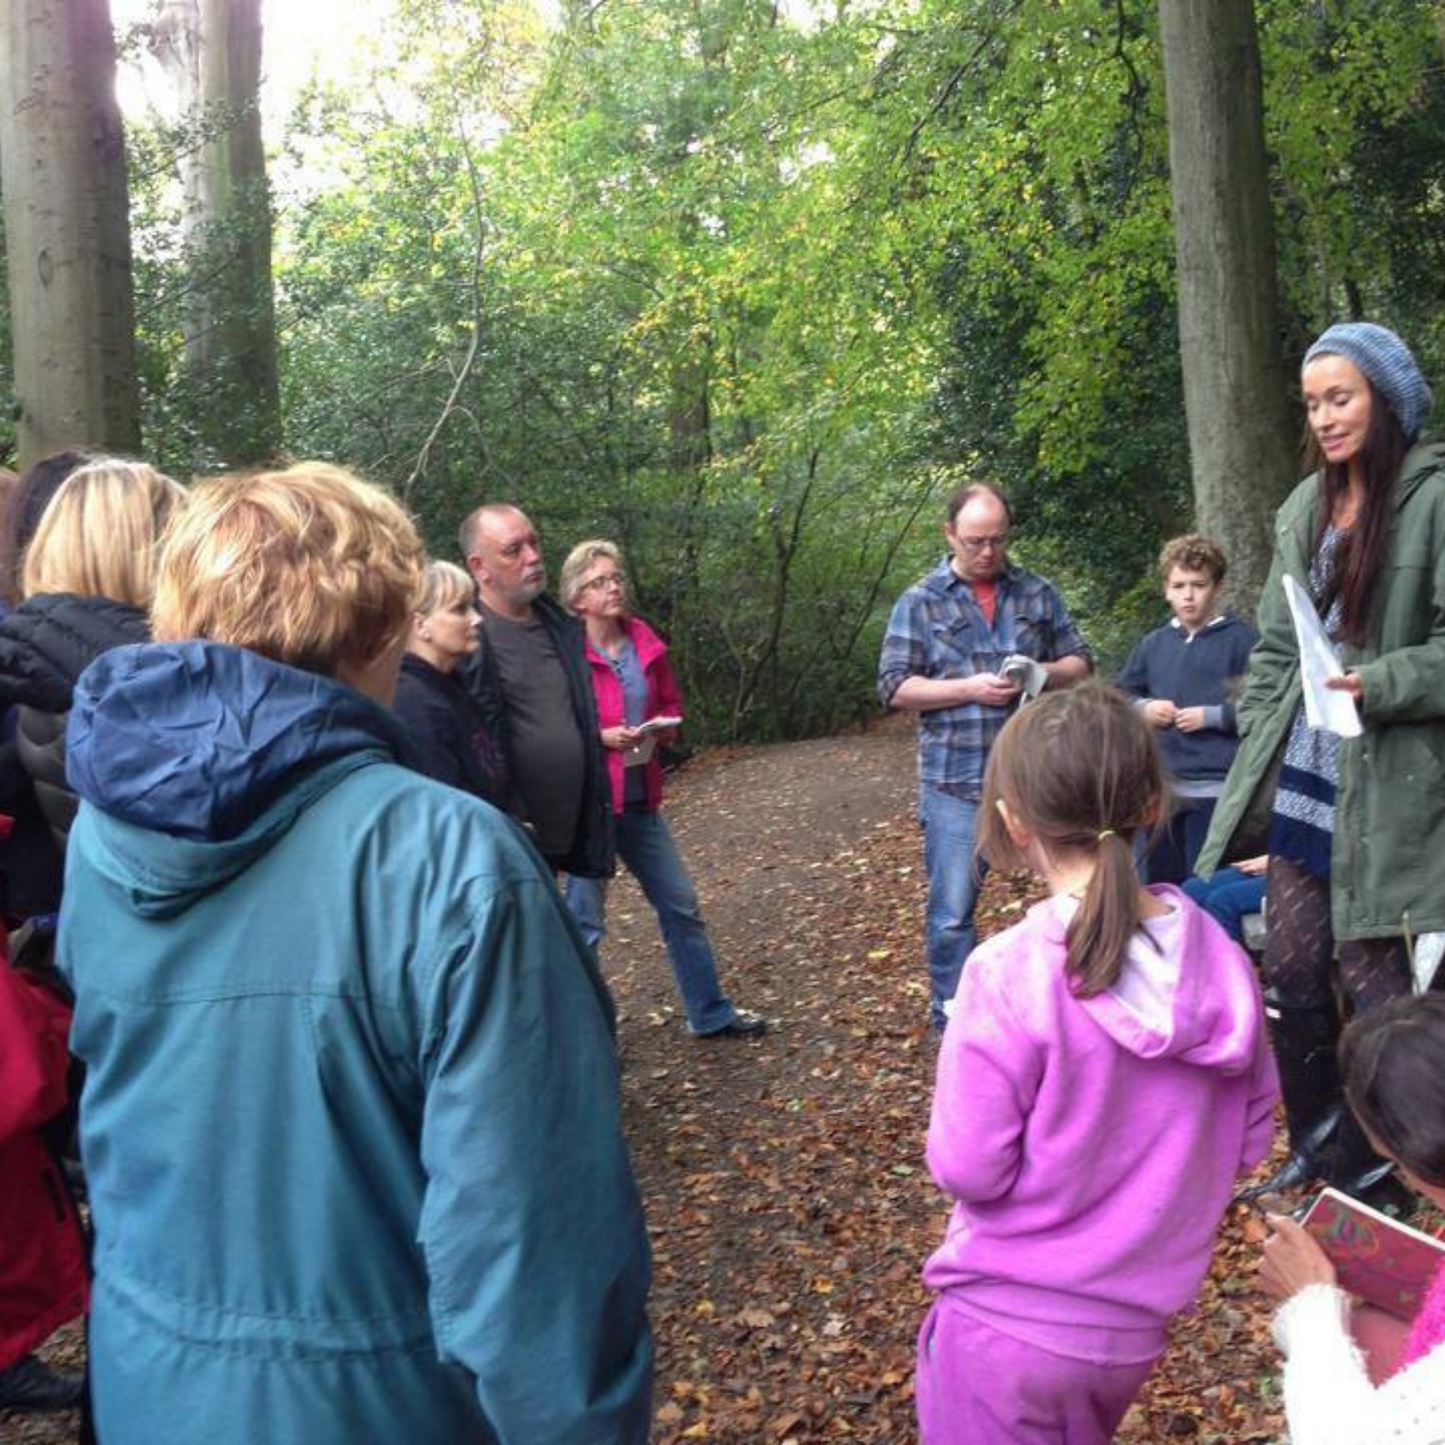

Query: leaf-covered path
[[614, 717, 1288, 1444]]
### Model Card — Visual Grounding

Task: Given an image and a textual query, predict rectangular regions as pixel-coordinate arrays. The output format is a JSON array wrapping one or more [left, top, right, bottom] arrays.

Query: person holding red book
[[1263, 994, 1445, 1439]]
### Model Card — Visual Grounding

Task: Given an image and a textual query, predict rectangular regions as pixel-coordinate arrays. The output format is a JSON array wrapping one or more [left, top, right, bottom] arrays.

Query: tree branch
[[403, 118, 488, 504]]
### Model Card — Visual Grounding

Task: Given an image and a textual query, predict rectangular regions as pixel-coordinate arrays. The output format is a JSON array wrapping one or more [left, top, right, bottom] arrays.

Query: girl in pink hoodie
[[918, 683, 1279, 1444]]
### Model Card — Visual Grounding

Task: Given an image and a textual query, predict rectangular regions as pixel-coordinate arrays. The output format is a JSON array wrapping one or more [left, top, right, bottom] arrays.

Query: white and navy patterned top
[[1269, 525, 1347, 877]]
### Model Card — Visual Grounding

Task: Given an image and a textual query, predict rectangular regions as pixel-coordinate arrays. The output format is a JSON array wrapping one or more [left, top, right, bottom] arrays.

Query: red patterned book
[[1301, 1186, 1445, 1321]]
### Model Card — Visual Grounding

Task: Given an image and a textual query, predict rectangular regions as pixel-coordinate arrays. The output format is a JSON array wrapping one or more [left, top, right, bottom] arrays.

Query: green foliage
[[1261, 0, 1441, 332], [2, 0, 1442, 736], [842, 0, 1190, 634], [274, 0, 950, 739], [122, 41, 283, 472], [262, 0, 1444, 734]]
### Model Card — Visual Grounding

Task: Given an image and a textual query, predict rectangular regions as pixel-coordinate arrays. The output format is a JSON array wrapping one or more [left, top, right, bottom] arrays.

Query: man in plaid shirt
[[878, 483, 1091, 1028]]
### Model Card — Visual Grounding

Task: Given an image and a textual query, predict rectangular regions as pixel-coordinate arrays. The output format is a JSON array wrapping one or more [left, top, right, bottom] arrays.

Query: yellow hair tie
[[1098, 829, 1116, 842]]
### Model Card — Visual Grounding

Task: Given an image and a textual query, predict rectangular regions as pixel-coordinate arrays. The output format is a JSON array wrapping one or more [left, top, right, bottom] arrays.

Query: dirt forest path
[[9, 717, 1288, 1444], [611, 715, 1287, 1445]]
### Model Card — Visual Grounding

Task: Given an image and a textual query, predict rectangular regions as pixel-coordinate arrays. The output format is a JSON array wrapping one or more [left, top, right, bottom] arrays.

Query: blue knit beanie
[[1303, 322, 1433, 442]]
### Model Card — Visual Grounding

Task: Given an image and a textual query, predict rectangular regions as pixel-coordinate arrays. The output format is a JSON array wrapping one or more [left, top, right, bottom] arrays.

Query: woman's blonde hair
[[559, 538, 623, 609], [416, 559, 474, 617], [22, 458, 187, 607], [151, 463, 424, 678]]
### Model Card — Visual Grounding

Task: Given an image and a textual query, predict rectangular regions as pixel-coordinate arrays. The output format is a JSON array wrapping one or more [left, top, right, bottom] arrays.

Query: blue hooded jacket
[[58, 642, 652, 1445]]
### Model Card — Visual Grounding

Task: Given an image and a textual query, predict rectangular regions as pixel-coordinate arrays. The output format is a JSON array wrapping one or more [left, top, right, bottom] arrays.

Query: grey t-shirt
[[482, 607, 584, 859]]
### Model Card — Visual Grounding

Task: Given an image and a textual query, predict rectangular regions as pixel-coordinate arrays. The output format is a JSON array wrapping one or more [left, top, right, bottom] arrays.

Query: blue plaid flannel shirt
[[878, 558, 1091, 798]]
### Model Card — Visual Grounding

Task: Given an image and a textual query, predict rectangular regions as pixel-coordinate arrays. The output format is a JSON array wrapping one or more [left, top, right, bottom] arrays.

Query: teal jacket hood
[[68, 640, 405, 845]]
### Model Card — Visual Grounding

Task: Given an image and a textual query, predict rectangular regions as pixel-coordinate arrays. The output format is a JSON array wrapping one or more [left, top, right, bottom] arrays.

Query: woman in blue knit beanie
[[1199, 321, 1445, 1211]]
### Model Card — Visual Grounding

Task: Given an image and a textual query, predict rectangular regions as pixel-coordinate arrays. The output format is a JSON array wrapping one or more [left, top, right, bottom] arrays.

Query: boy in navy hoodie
[[1117, 535, 1258, 883]]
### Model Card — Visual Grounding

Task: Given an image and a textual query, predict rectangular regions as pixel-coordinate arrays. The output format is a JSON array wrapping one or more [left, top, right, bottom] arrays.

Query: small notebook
[[1301, 1186, 1445, 1320]]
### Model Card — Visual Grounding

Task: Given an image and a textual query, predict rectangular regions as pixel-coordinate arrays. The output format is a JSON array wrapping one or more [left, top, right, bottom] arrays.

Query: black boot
[[1235, 998, 1342, 1203], [1329, 1108, 1416, 1216], [0, 1355, 84, 1413]]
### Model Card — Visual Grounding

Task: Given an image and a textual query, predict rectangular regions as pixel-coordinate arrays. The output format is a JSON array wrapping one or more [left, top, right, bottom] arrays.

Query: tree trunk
[[153, 0, 280, 465], [667, 344, 712, 701], [0, 0, 140, 471], [1158, 0, 1296, 615]]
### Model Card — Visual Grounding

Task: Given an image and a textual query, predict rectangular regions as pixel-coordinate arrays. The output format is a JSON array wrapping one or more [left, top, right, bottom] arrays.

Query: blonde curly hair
[[151, 463, 423, 678]]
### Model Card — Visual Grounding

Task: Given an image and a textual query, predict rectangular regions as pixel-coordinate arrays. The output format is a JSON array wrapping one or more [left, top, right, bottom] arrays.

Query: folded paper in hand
[[1282, 576, 1362, 738], [624, 716, 682, 768], [1000, 654, 1046, 704], [624, 736, 656, 768]]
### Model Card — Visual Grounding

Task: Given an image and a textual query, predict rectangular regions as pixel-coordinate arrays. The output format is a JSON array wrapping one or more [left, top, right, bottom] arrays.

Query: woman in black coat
[[393, 560, 510, 810], [0, 451, 93, 920], [0, 456, 183, 1414], [0, 459, 186, 856]]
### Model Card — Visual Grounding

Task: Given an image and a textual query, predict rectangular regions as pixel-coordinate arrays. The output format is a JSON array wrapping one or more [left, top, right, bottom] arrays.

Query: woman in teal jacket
[[58, 465, 652, 1444], [1200, 323, 1445, 1207]]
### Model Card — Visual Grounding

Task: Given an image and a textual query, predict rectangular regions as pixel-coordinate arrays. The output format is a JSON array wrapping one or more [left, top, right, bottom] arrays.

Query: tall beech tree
[[1159, 0, 1295, 609], [152, 0, 280, 464], [0, 0, 139, 470]]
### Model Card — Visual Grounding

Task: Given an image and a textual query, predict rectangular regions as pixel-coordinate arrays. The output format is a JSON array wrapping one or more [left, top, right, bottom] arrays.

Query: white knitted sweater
[[1274, 1284, 1445, 1443]]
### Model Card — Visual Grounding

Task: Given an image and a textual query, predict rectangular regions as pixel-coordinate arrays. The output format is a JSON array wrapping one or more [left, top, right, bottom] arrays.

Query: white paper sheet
[[1282, 574, 1363, 738], [1412, 933, 1445, 993]]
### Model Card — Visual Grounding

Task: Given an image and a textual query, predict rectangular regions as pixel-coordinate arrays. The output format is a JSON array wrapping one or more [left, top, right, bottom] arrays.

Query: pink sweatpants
[[916, 1299, 1158, 1444]]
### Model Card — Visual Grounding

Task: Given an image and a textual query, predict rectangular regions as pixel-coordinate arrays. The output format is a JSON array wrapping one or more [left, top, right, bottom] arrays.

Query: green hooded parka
[[1198, 441, 1445, 941]]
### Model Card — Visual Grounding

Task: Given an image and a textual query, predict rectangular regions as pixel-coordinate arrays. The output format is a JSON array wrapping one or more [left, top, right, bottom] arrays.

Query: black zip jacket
[[0, 592, 150, 853]]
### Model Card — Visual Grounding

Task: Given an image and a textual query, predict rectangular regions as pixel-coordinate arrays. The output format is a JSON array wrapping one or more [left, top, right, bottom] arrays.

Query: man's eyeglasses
[[582, 571, 627, 592], [956, 535, 1009, 553]]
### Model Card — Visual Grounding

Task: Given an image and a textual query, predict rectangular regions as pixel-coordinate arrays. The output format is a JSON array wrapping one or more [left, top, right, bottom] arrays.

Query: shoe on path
[[0, 1354, 84, 1413], [696, 1012, 767, 1040]]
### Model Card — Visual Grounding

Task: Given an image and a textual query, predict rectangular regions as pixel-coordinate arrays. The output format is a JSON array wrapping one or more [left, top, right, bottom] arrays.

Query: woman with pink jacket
[[1262, 994, 1445, 1442], [559, 540, 763, 1039]]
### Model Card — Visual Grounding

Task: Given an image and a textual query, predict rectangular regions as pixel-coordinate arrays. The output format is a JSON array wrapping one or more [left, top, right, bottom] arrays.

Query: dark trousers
[[1142, 796, 1217, 885]]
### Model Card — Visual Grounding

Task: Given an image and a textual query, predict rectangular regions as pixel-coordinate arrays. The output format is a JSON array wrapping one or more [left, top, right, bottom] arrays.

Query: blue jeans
[[920, 785, 986, 1029], [1181, 867, 1265, 946], [565, 808, 739, 1035]]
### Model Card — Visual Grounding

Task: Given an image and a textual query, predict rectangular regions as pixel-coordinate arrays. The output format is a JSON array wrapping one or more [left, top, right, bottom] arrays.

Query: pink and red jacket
[[1, 957, 88, 1369], [924, 886, 1278, 1364], [582, 616, 684, 815]]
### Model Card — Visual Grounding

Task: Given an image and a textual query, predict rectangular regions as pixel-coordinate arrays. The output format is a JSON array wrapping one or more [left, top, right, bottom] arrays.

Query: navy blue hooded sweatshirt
[[1116, 614, 1258, 784]]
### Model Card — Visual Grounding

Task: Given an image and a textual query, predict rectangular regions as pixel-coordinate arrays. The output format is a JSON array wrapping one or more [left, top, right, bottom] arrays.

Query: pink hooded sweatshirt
[[923, 885, 1278, 1364]]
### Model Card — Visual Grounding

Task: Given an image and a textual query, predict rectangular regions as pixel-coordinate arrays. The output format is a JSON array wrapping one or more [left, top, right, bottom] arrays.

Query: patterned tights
[[1264, 855, 1412, 1016]]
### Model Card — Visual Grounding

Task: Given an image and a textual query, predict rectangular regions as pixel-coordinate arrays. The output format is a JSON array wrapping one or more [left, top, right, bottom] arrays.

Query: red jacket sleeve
[[649, 648, 685, 724], [0, 967, 73, 1142]]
